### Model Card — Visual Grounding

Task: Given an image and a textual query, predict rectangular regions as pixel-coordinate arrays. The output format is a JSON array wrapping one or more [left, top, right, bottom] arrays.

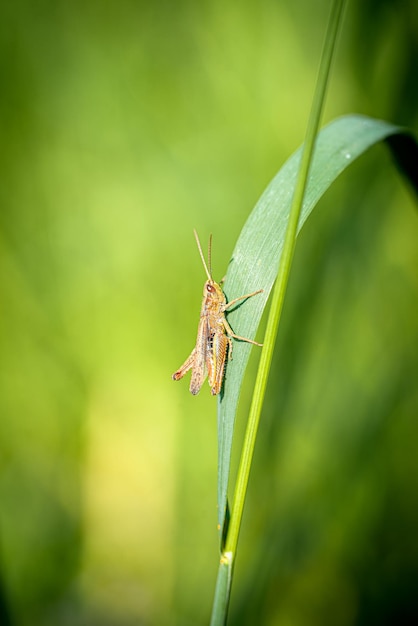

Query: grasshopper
[[172, 230, 263, 396]]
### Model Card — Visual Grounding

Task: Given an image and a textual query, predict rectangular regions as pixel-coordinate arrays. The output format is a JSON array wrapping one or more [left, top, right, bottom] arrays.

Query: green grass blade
[[216, 114, 417, 537], [212, 3, 347, 621], [210, 554, 233, 626]]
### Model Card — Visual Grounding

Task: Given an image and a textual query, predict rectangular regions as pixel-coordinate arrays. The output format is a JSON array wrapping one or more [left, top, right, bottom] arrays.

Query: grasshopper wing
[[189, 317, 209, 395]]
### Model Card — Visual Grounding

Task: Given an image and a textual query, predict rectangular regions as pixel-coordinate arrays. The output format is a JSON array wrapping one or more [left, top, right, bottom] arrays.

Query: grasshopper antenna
[[207, 234, 213, 278], [193, 229, 212, 282]]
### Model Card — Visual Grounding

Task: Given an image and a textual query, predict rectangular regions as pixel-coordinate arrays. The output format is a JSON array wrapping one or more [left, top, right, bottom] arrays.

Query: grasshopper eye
[[207, 284, 215, 293]]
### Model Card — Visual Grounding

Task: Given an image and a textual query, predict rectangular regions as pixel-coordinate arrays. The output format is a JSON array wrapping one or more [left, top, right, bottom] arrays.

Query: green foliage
[[0, 1, 417, 625], [213, 116, 417, 626], [217, 115, 413, 540]]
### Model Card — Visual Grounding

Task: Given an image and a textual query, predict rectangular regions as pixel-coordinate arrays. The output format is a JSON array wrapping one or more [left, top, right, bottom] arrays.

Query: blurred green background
[[0, 0, 417, 624]]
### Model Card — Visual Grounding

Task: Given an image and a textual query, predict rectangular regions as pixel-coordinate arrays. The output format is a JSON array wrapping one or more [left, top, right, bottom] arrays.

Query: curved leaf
[[217, 113, 417, 536]]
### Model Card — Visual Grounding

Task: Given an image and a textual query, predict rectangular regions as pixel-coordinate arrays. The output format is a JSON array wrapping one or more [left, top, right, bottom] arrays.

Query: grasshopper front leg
[[223, 289, 263, 312]]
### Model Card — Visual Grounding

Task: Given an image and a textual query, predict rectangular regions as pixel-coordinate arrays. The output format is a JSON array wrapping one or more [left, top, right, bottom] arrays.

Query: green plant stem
[[225, 0, 345, 554], [211, 0, 347, 623], [225, 0, 346, 559]]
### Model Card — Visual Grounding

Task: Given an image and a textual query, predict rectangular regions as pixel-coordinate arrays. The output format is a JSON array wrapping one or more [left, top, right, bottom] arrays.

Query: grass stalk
[[210, 0, 347, 623]]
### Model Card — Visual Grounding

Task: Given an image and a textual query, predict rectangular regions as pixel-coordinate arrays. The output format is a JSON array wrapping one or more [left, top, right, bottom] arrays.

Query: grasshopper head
[[203, 279, 224, 299], [202, 279, 226, 312]]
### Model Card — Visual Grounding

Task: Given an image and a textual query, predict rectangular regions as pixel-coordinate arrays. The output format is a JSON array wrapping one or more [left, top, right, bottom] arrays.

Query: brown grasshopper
[[172, 230, 263, 396]]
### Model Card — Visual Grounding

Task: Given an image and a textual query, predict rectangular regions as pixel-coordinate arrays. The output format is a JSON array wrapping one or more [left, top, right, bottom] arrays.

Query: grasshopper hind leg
[[172, 349, 196, 381]]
